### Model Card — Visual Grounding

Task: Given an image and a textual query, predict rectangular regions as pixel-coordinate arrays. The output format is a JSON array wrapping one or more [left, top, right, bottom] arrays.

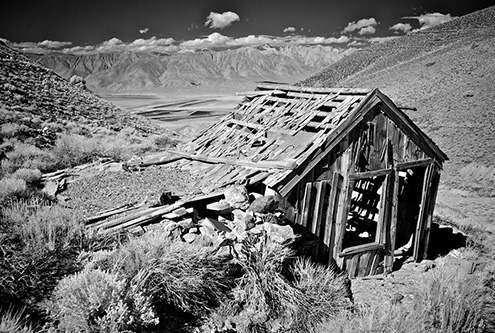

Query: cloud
[[389, 23, 412, 34], [358, 26, 376, 35], [405, 12, 454, 30], [343, 18, 378, 34], [39, 40, 72, 48], [205, 11, 240, 29], [102, 37, 122, 47], [283, 26, 296, 33], [180, 32, 231, 48], [139, 28, 149, 34]]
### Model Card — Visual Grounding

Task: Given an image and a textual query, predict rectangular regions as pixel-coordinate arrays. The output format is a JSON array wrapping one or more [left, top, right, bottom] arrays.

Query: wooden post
[[413, 164, 434, 261], [324, 172, 342, 264], [334, 179, 355, 267], [422, 169, 440, 259], [300, 182, 314, 228], [387, 170, 400, 271]]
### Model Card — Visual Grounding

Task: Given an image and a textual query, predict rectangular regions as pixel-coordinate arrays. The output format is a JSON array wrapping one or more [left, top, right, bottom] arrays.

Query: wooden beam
[[388, 170, 400, 270], [396, 158, 433, 170], [349, 168, 393, 180], [169, 151, 297, 170], [339, 243, 384, 257], [256, 83, 372, 95], [413, 164, 434, 261], [324, 172, 342, 264], [300, 182, 314, 228], [422, 169, 440, 259]]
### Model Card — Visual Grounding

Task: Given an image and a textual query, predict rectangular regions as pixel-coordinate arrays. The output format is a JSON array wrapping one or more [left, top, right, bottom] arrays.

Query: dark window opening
[[395, 167, 425, 249], [342, 175, 385, 249]]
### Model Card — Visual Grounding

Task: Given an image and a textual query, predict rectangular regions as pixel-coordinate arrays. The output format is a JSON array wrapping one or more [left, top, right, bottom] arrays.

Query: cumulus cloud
[[180, 32, 231, 48], [205, 11, 240, 29], [102, 37, 122, 47], [389, 23, 412, 34], [342, 17, 378, 34], [283, 26, 296, 33], [405, 12, 454, 30], [39, 40, 72, 48], [139, 28, 149, 34], [358, 26, 376, 35]]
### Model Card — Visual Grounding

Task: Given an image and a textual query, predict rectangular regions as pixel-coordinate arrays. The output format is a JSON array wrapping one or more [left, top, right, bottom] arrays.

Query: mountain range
[[27, 45, 354, 91]]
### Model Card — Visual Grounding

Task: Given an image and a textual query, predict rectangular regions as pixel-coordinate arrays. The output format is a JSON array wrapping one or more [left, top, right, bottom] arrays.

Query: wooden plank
[[387, 170, 400, 271], [358, 251, 372, 277], [313, 181, 329, 261], [348, 255, 360, 278], [335, 179, 355, 265], [324, 172, 342, 264], [370, 249, 380, 275], [256, 83, 372, 95], [422, 170, 440, 259], [349, 168, 393, 180], [169, 150, 296, 170], [300, 182, 314, 228], [339, 243, 383, 257], [413, 164, 434, 261], [396, 158, 434, 170]]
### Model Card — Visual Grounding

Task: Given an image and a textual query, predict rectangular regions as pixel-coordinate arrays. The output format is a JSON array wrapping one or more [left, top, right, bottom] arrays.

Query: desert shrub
[[0, 201, 120, 325], [10, 168, 42, 186], [89, 231, 231, 316], [51, 134, 101, 168], [318, 266, 491, 333], [209, 233, 350, 333], [0, 307, 34, 333], [0, 178, 27, 204], [48, 267, 157, 333], [0, 123, 20, 139], [153, 133, 180, 148], [1, 141, 55, 173], [290, 258, 351, 331]]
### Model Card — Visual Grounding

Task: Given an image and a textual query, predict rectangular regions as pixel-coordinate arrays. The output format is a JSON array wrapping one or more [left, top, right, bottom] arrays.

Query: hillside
[[27, 45, 354, 91], [302, 6, 495, 207], [0, 41, 160, 136]]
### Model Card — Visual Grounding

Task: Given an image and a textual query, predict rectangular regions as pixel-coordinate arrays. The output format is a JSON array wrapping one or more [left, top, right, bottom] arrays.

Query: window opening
[[342, 175, 385, 249]]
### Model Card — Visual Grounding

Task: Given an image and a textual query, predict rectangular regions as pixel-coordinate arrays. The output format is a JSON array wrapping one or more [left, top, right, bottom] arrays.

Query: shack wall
[[287, 103, 439, 277]]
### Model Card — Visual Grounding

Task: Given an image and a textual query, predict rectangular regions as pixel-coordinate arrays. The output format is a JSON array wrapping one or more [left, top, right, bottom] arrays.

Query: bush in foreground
[[318, 266, 492, 333]]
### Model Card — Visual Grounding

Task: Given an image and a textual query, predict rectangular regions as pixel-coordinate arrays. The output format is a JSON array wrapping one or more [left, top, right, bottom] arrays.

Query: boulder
[[233, 209, 255, 231], [263, 224, 296, 244], [223, 185, 250, 210], [182, 233, 197, 243], [164, 222, 183, 239], [248, 195, 278, 214]]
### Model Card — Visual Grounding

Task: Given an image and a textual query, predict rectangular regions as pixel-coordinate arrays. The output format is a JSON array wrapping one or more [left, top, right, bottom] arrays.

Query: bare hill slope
[[0, 41, 159, 135], [302, 6, 495, 201]]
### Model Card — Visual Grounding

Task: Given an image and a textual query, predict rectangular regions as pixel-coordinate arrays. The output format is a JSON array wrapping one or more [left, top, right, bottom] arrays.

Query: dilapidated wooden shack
[[169, 83, 448, 277]]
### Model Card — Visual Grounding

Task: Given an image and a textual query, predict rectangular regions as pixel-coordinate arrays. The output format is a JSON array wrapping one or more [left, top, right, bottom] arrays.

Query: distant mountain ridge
[[27, 45, 354, 91], [302, 5, 495, 196]]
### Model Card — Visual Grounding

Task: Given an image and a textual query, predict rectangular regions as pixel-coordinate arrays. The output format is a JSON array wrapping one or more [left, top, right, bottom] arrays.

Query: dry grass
[[0, 307, 34, 333], [318, 266, 492, 333]]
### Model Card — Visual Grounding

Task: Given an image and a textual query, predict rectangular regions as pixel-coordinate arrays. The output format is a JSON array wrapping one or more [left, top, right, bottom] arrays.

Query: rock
[[206, 200, 231, 212], [178, 218, 193, 229], [263, 224, 296, 244], [182, 233, 197, 243], [200, 217, 232, 233], [164, 222, 183, 239], [233, 209, 255, 231], [42, 180, 59, 199], [199, 225, 216, 238], [248, 195, 278, 214], [223, 185, 250, 210]]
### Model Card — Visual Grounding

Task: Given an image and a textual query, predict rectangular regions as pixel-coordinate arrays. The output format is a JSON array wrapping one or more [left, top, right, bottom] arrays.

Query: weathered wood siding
[[288, 103, 439, 277]]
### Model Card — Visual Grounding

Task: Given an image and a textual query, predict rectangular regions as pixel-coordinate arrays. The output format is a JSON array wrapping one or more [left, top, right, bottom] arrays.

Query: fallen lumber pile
[[86, 184, 300, 252]]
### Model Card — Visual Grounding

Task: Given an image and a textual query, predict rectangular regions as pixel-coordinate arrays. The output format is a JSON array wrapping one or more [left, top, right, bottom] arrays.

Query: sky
[[1, 0, 494, 54]]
